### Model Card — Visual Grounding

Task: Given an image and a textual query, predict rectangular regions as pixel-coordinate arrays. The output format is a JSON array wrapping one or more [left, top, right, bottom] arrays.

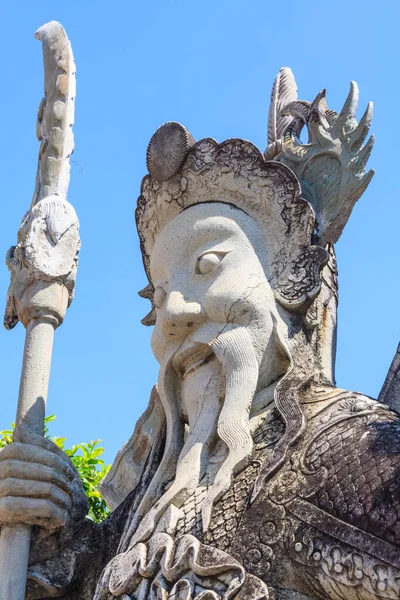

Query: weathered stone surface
[[3, 31, 400, 600], [0, 21, 81, 600], [4, 20, 79, 332], [265, 68, 375, 245]]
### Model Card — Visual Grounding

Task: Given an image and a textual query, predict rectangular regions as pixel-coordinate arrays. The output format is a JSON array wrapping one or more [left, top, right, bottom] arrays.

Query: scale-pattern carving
[[305, 404, 400, 546], [176, 409, 285, 551], [205, 462, 260, 551]]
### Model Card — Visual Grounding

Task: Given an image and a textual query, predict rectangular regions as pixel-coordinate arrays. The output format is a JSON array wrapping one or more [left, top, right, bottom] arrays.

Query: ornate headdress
[[136, 68, 373, 328]]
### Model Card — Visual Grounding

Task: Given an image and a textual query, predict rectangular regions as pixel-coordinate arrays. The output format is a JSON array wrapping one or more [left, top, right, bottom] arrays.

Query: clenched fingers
[[13, 428, 72, 462], [0, 442, 75, 481], [0, 460, 72, 495], [0, 478, 71, 509], [0, 496, 67, 529]]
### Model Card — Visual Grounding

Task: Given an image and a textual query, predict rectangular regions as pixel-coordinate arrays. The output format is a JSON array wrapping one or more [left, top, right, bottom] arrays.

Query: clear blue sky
[[1, 0, 399, 465]]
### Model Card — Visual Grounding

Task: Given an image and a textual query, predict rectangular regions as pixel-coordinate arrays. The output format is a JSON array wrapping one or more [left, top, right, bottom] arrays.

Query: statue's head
[[137, 124, 339, 392], [101, 70, 374, 542], [138, 128, 332, 368]]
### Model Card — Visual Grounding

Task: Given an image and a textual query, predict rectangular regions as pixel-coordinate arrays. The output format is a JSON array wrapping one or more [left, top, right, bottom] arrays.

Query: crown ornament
[[265, 69, 374, 244]]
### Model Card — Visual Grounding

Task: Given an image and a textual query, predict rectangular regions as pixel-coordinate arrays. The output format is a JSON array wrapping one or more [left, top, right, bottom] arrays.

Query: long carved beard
[[121, 325, 259, 550], [202, 326, 258, 529]]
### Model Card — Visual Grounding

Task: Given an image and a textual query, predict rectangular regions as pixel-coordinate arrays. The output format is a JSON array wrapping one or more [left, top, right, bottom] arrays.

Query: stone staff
[[0, 21, 80, 599]]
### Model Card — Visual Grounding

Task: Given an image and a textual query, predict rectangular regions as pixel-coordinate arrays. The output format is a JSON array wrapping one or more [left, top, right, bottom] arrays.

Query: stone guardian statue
[[2, 25, 400, 600]]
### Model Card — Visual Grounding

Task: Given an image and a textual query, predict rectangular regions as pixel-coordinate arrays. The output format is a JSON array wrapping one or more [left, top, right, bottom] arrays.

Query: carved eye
[[154, 287, 167, 309], [196, 252, 227, 275]]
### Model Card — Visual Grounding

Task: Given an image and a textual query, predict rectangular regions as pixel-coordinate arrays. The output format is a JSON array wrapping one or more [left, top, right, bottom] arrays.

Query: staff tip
[[34, 21, 63, 41]]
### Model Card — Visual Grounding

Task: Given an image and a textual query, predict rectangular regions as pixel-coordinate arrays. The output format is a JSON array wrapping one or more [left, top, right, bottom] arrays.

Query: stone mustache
[[2, 65, 400, 600]]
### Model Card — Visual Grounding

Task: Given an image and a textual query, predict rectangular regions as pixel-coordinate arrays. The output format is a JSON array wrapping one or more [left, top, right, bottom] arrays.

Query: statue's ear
[[273, 245, 329, 312], [138, 283, 156, 326]]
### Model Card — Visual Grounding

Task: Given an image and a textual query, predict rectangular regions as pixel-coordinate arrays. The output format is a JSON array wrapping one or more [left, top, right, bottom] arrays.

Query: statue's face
[[150, 202, 285, 393]]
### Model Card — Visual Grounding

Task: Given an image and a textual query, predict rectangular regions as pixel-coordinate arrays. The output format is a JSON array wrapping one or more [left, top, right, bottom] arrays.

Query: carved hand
[[0, 428, 87, 530]]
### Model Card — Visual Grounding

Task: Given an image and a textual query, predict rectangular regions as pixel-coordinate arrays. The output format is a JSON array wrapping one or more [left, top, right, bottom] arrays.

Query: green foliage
[[0, 415, 111, 523], [0, 426, 13, 448]]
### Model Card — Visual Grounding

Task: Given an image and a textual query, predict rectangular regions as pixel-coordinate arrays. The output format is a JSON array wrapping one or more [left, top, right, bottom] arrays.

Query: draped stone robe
[[26, 386, 400, 600]]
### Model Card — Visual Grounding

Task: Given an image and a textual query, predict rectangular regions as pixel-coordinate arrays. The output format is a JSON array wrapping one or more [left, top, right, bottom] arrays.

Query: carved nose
[[162, 291, 204, 336]]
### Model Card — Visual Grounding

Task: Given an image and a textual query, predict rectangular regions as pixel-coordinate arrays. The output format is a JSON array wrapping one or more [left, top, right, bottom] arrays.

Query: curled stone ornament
[[146, 121, 195, 181]]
